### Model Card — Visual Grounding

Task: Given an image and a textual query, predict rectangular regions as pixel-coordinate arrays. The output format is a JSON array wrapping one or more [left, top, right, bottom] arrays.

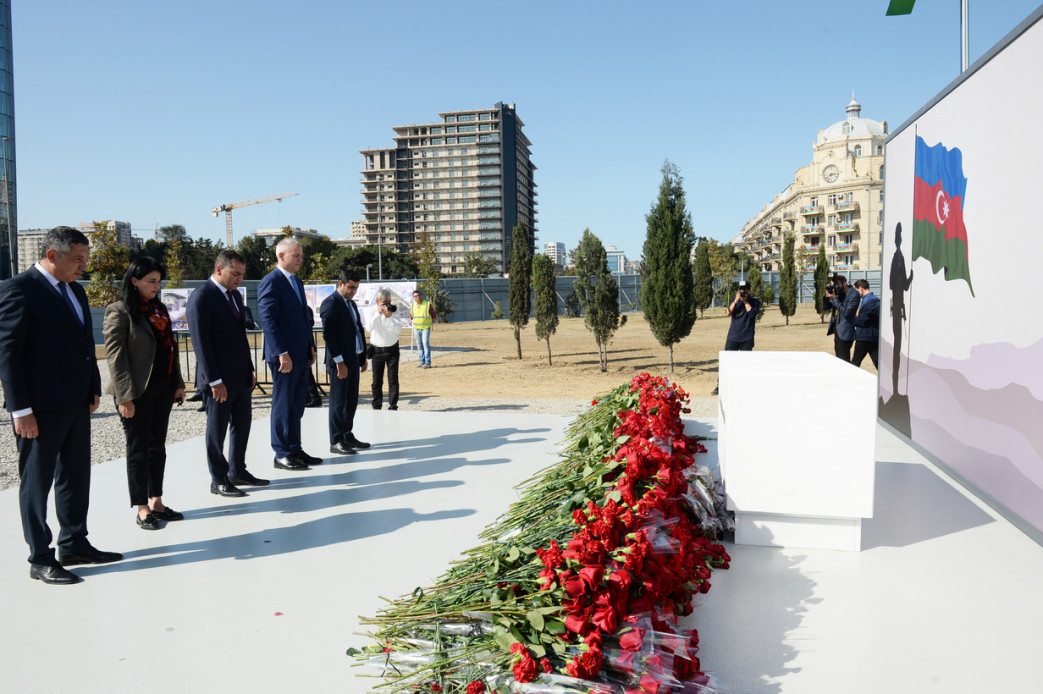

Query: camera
[[827, 283, 843, 296], [382, 300, 397, 314], [739, 290, 749, 301]]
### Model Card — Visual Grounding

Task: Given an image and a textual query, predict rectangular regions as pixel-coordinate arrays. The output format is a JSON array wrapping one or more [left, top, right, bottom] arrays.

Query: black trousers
[[204, 385, 252, 484], [17, 405, 92, 565], [834, 335, 854, 362], [852, 340, 879, 369], [120, 384, 175, 506], [371, 343, 400, 409]]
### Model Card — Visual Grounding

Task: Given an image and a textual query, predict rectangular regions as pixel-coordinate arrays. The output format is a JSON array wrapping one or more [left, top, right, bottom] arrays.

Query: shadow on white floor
[[2, 410, 1042, 693]]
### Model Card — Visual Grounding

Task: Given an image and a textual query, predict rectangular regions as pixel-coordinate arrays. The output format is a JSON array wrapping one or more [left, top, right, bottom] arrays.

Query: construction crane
[[211, 190, 299, 247]]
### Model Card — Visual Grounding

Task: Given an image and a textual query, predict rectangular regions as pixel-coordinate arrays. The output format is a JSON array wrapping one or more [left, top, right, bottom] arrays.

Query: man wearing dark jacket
[[823, 274, 860, 362], [851, 279, 880, 369], [0, 226, 122, 584]]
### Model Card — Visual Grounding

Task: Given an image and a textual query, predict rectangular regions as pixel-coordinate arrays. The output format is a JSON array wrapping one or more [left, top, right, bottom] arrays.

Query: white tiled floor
[[1, 409, 1041, 693]]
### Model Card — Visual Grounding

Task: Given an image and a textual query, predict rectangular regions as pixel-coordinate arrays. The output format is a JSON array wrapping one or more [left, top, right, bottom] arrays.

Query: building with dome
[[734, 97, 887, 272]]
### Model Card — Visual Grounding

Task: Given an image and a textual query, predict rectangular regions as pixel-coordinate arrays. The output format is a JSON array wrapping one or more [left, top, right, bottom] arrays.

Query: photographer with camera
[[711, 280, 760, 395], [823, 273, 860, 362], [367, 287, 403, 410]]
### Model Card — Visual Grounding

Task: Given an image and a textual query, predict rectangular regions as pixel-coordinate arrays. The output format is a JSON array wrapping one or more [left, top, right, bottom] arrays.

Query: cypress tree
[[508, 221, 533, 359], [779, 233, 797, 325], [693, 240, 712, 317], [747, 266, 766, 321], [574, 229, 621, 372], [532, 253, 559, 365], [641, 161, 697, 373], [814, 243, 830, 323]]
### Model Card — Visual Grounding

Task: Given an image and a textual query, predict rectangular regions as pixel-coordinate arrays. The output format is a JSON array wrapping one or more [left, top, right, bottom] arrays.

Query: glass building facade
[[0, 0, 15, 280]]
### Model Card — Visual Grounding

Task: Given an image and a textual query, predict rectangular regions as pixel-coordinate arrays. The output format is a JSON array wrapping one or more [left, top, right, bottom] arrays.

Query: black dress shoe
[[136, 512, 161, 530], [229, 472, 270, 486], [389, 406, 398, 410], [296, 450, 323, 465], [330, 442, 357, 455], [151, 506, 184, 521], [186, 392, 203, 402], [196, 404, 206, 412], [274, 455, 308, 471], [210, 482, 247, 497], [30, 563, 80, 584], [346, 436, 371, 449], [305, 397, 323, 408], [58, 547, 124, 566]]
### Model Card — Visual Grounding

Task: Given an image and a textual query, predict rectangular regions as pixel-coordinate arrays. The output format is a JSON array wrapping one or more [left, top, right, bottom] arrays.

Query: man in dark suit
[[0, 226, 122, 584], [257, 238, 321, 471], [320, 269, 370, 455], [187, 249, 268, 497]]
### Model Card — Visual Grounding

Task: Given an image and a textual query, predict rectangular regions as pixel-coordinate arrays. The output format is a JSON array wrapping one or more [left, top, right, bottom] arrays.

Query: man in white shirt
[[368, 288, 403, 410]]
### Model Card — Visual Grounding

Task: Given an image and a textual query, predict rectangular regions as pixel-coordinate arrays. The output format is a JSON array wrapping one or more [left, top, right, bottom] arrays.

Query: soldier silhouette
[[889, 222, 914, 396]]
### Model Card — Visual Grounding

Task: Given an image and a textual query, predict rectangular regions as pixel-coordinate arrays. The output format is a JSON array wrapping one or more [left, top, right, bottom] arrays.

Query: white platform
[[3, 408, 1043, 693], [719, 351, 876, 551]]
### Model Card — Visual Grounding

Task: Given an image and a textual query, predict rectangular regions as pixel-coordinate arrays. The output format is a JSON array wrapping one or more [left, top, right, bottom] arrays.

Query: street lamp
[[2, 136, 13, 279], [365, 263, 372, 282]]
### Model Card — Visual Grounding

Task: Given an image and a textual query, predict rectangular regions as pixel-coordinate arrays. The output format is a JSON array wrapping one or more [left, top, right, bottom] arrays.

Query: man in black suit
[[320, 269, 370, 455], [0, 226, 122, 584], [187, 250, 268, 497]]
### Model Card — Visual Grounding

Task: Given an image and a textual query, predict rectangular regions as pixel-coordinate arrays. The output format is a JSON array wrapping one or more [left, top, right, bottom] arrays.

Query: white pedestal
[[718, 351, 876, 551]]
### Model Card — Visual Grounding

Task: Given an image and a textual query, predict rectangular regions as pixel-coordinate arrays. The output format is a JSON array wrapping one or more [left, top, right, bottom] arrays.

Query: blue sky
[[11, 0, 1041, 262]]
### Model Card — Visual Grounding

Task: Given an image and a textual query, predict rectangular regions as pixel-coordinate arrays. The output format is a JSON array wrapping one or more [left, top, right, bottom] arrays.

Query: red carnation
[[466, 682, 486, 694], [513, 654, 539, 683], [540, 657, 554, 674]]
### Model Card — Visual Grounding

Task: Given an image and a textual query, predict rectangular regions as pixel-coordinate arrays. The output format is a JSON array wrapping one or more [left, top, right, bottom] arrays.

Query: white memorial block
[[718, 351, 876, 551]]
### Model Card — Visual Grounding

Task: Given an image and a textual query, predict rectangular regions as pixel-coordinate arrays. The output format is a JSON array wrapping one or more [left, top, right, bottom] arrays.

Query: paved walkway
[[1, 409, 1041, 693]]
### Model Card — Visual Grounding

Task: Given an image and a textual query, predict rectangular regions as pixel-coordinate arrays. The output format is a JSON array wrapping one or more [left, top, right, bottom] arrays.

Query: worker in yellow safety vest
[[410, 288, 436, 368]]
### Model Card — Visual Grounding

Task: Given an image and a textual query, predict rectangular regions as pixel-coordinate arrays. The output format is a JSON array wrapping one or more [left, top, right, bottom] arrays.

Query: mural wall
[[880, 8, 1043, 542]]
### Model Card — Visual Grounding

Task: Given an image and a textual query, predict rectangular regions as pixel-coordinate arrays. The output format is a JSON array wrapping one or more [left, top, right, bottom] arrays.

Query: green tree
[[763, 284, 775, 305], [573, 228, 622, 372], [165, 237, 184, 288], [84, 221, 129, 307], [641, 160, 696, 373], [413, 231, 441, 296], [507, 222, 533, 359], [158, 224, 188, 244], [532, 253, 559, 364], [814, 243, 830, 323], [491, 301, 504, 319], [779, 233, 797, 325], [461, 251, 500, 278], [182, 237, 221, 279], [707, 240, 736, 310], [747, 266, 766, 321], [693, 240, 713, 317], [300, 236, 338, 280], [237, 235, 275, 280]]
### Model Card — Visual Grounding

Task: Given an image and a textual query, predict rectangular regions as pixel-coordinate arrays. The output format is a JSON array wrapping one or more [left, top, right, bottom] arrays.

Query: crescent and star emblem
[[935, 190, 950, 225]]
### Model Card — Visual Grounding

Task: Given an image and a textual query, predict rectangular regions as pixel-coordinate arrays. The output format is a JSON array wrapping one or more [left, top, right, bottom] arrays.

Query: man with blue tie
[[187, 249, 267, 497], [320, 269, 370, 455], [0, 226, 122, 584], [257, 238, 322, 471]]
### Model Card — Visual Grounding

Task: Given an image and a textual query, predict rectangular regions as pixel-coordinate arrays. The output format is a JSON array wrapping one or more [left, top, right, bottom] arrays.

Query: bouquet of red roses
[[350, 374, 731, 694]]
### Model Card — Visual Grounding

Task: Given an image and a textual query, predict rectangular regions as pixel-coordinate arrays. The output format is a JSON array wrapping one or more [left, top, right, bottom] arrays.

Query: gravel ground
[[0, 352, 717, 493]]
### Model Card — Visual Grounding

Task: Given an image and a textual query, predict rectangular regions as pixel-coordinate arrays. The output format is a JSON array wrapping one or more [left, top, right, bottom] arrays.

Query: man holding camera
[[367, 288, 403, 410], [823, 274, 860, 362], [711, 281, 760, 395]]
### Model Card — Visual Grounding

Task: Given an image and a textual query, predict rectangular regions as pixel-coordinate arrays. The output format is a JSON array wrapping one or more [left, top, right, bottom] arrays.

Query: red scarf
[[138, 297, 175, 376]]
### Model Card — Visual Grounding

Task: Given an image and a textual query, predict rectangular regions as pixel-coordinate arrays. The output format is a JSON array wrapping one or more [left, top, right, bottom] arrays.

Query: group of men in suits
[[1, 232, 372, 584]]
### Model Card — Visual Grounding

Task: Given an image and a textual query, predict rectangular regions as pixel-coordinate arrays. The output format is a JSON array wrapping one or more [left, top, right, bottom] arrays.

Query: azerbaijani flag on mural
[[912, 135, 974, 296]]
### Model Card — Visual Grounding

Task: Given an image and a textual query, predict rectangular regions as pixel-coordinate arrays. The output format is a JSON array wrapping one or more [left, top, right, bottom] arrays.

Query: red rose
[[513, 655, 539, 683], [617, 627, 645, 651], [466, 682, 486, 694], [564, 613, 587, 634], [638, 673, 662, 694]]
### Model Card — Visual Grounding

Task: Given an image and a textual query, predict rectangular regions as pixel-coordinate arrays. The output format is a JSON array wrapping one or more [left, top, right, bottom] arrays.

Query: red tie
[[227, 290, 240, 318]]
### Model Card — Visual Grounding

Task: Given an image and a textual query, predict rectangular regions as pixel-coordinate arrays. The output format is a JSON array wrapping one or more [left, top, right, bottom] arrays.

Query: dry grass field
[[396, 303, 875, 401]]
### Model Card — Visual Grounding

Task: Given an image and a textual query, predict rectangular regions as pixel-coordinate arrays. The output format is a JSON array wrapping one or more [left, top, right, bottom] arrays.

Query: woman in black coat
[[103, 257, 186, 530]]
